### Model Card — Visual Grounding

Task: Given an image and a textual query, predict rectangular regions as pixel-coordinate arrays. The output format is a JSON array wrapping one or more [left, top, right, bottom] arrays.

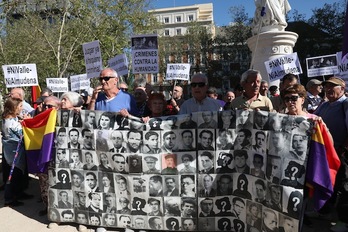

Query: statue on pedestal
[[252, 0, 291, 35]]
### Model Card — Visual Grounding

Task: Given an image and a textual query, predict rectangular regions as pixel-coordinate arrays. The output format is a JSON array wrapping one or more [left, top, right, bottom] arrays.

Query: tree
[[0, 0, 157, 91]]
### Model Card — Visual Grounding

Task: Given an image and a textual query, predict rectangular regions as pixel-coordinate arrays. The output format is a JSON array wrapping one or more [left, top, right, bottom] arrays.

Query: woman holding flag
[[2, 97, 27, 206]]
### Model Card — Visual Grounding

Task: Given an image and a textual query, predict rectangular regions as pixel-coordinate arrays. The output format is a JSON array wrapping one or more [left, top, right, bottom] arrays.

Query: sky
[[150, 0, 340, 26]]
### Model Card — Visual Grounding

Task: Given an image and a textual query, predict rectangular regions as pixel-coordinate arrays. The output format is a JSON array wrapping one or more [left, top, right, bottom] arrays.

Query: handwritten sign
[[166, 63, 190, 80], [46, 78, 69, 93], [264, 53, 302, 81], [2, 63, 38, 88], [83, 40, 102, 79], [108, 54, 129, 77]]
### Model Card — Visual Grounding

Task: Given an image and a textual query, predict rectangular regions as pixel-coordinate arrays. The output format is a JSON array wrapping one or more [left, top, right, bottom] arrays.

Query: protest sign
[[46, 78, 69, 93], [48, 109, 313, 231], [166, 63, 190, 81], [131, 34, 159, 74], [306, 54, 339, 77], [108, 54, 129, 77], [83, 40, 102, 78], [2, 63, 38, 88], [70, 74, 90, 92], [264, 53, 302, 82]]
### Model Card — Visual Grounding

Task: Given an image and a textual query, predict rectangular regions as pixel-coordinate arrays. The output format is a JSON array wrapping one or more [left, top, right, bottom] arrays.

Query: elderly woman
[[60, 91, 84, 127]]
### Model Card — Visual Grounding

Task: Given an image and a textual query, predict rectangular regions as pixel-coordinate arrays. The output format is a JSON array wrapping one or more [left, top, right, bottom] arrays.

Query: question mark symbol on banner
[[292, 197, 300, 211], [61, 173, 67, 184], [136, 200, 141, 210], [171, 221, 177, 230], [223, 221, 228, 230], [240, 179, 245, 191], [237, 223, 242, 232], [291, 167, 299, 181], [221, 201, 227, 212]]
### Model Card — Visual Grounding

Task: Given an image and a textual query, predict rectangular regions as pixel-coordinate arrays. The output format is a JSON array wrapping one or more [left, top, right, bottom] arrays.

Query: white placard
[[83, 40, 102, 79], [2, 63, 38, 88], [166, 63, 190, 80], [306, 54, 339, 77], [131, 34, 159, 74], [337, 51, 348, 75], [46, 78, 69, 93], [108, 54, 129, 77], [70, 74, 90, 92], [264, 53, 302, 82]]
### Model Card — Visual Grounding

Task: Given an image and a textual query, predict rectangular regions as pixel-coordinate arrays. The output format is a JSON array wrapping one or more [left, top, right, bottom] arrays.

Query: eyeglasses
[[43, 104, 55, 109], [99, 76, 115, 82], [284, 95, 299, 102], [190, 82, 206, 88], [120, 88, 128, 92]]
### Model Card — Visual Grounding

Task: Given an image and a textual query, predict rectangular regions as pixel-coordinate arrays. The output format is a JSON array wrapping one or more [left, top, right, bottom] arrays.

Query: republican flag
[[22, 108, 57, 173], [31, 85, 41, 108], [341, 3, 348, 63], [306, 121, 341, 210]]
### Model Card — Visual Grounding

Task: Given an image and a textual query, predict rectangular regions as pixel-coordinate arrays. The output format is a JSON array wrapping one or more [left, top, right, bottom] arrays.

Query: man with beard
[[163, 177, 179, 196], [231, 69, 273, 111], [126, 130, 143, 153]]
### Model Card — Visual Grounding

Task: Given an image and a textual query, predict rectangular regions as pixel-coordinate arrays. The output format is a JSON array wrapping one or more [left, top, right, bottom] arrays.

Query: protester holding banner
[[166, 85, 185, 115], [2, 97, 27, 207], [179, 73, 221, 114], [313, 77, 348, 232], [230, 69, 273, 112], [89, 68, 138, 115]]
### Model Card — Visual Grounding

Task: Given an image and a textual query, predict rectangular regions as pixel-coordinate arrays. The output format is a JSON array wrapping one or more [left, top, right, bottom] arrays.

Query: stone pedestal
[[247, 31, 298, 87]]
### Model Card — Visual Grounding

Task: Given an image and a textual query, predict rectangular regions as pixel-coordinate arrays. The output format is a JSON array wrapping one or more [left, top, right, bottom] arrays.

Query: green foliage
[[0, 0, 157, 91]]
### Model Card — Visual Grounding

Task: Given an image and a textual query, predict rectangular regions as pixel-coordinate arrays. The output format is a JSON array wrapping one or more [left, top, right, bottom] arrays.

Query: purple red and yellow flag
[[22, 108, 57, 173], [306, 121, 341, 210], [342, 3, 348, 63]]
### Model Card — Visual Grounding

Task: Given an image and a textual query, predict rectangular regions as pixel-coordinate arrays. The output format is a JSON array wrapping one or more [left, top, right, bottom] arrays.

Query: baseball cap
[[323, 77, 345, 87], [306, 79, 322, 89]]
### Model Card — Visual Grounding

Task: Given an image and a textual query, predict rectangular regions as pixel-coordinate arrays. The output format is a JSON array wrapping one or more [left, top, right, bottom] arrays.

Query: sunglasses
[[190, 82, 206, 88], [99, 76, 115, 82], [120, 88, 128, 92], [284, 95, 299, 102], [43, 104, 55, 109]]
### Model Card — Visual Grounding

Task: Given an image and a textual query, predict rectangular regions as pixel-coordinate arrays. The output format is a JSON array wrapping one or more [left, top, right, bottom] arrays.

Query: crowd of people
[[1, 66, 347, 232]]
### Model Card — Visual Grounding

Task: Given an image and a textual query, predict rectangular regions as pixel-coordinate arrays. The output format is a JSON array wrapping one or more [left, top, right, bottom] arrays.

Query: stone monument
[[247, 0, 298, 86]]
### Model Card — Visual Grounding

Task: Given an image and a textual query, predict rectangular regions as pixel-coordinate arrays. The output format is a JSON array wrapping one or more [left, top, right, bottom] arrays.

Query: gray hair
[[60, 91, 83, 107], [192, 73, 208, 84], [240, 69, 262, 84]]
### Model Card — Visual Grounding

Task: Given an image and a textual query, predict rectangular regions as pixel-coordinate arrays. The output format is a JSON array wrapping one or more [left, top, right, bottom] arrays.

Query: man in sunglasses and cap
[[88, 68, 138, 115], [179, 73, 221, 114], [231, 69, 273, 111], [314, 76, 348, 231]]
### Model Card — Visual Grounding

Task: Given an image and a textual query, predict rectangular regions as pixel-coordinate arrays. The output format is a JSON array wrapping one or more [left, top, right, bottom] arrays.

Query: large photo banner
[[48, 109, 312, 231]]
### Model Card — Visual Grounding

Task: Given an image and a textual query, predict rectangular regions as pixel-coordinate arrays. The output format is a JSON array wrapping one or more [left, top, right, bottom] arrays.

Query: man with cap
[[161, 154, 178, 175], [143, 156, 160, 174], [305, 78, 323, 113], [314, 76, 348, 231], [31, 96, 47, 116]]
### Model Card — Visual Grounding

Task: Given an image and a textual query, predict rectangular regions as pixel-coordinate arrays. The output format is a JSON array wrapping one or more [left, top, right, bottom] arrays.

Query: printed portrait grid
[[49, 109, 312, 231]]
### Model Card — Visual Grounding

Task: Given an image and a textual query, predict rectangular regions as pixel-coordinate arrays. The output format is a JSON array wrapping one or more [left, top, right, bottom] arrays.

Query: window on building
[[176, 16, 181, 22], [164, 17, 169, 23], [188, 15, 194, 21], [153, 75, 158, 83], [164, 30, 170, 36], [176, 29, 181, 35]]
